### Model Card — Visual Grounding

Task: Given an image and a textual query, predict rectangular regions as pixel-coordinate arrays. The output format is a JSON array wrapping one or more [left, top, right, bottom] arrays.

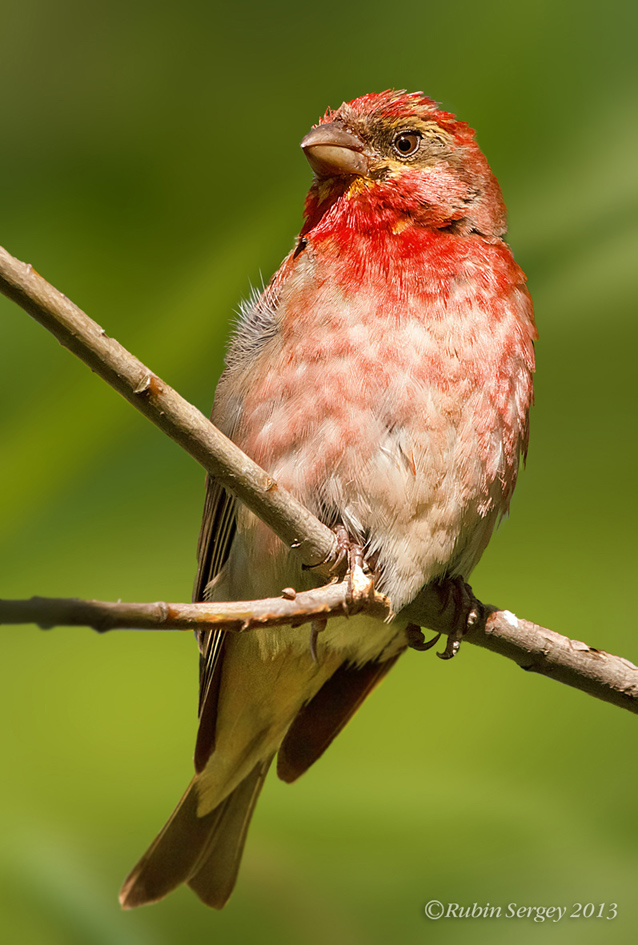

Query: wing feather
[[276, 653, 402, 783], [193, 475, 237, 768]]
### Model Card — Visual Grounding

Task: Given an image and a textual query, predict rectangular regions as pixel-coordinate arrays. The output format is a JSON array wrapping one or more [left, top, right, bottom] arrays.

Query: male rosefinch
[[120, 90, 536, 909]]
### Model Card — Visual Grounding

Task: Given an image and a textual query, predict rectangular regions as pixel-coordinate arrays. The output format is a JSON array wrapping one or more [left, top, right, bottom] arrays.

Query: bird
[[120, 90, 536, 909]]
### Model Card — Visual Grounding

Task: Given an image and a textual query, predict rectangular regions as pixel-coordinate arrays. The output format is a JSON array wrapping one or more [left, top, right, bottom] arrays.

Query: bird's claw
[[405, 624, 442, 651], [329, 524, 350, 575], [329, 525, 372, 604], [435, 578, 483, 660], [331, 525, 364, 576], [407, 578, 484, 660]]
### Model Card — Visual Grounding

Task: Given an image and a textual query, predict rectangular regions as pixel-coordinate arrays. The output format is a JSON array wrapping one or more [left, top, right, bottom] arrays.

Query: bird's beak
[[301, 122, 369, 178]]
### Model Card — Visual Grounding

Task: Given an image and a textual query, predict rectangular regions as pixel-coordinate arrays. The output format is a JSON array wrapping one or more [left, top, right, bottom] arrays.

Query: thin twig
[[0, 582, 390, 633], [1, 590, 637, 715], [474, 610, 638, 713]]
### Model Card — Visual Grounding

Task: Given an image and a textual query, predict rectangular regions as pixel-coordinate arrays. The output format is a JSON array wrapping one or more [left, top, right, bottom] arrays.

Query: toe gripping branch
[[406, 577, 485, 660], [307, 525, 373, 663]]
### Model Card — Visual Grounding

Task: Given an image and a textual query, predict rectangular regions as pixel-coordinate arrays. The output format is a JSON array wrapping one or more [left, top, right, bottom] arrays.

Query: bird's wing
[[193, 474, 237, 771], [276, 650, 403, 783]]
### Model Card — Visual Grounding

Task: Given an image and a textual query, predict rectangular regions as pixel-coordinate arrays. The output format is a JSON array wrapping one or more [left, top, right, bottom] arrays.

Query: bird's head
[[301, 90, 507, 240]]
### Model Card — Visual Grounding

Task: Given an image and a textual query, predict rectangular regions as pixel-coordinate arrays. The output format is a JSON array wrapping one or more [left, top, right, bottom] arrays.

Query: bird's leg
[[329, 524, 364, 582], [307, 527, 372, 662], [328, 524, 350, 575], [330, 525, 372, 604], [405, 578, 484, 659], [435, 577, 483, 660], [305, 525, 370, 595]]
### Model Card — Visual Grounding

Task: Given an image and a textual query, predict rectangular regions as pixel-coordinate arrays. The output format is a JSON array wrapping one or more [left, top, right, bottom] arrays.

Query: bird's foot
[[308, 528, 373, 662], [305, 525, 372, 601], [330, 525, 363, 575], [330, 525, 373, 605], [436, 577, 483, 660], [406, 577, 483, 660]]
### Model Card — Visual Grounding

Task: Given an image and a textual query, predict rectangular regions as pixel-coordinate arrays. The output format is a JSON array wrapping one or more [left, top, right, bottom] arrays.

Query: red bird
[[120, 90, 536, 909]]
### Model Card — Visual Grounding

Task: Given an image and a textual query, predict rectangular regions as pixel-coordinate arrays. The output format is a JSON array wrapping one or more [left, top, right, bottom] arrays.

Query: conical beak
[[301, 122, 369, 178]]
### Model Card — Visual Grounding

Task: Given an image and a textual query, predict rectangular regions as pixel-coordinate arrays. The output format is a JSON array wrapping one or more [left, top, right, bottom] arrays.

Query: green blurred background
[[1, 0, 636, 942]]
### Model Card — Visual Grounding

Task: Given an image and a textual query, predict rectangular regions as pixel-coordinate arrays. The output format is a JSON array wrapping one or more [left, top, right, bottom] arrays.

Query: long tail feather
[[187, 758, 271, 907], [120, 758, 272, 909]]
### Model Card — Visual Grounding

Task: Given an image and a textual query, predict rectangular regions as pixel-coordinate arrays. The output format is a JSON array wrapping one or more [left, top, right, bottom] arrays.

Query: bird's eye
[[392, 131, 421, 157]]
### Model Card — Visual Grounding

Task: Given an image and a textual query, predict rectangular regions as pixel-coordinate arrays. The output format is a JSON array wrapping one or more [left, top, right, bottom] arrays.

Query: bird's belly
[[219, 290, 528, 612], [229, 383, 508, 614]]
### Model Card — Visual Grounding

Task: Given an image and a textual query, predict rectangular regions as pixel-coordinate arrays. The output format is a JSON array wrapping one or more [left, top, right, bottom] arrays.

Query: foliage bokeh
[[1, 1, 637, 942]]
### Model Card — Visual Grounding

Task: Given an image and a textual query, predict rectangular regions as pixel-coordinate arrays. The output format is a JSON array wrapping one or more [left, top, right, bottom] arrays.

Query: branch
[[1, 242, 637, 717], [2, 588, 637, 715], [0, 581, 391, 633], [475, 610, 638, 713], [0, 245, 336, 577]]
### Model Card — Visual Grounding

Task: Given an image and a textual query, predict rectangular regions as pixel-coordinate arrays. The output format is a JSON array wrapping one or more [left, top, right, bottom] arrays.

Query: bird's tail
[[119, 757, 272, 909]]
